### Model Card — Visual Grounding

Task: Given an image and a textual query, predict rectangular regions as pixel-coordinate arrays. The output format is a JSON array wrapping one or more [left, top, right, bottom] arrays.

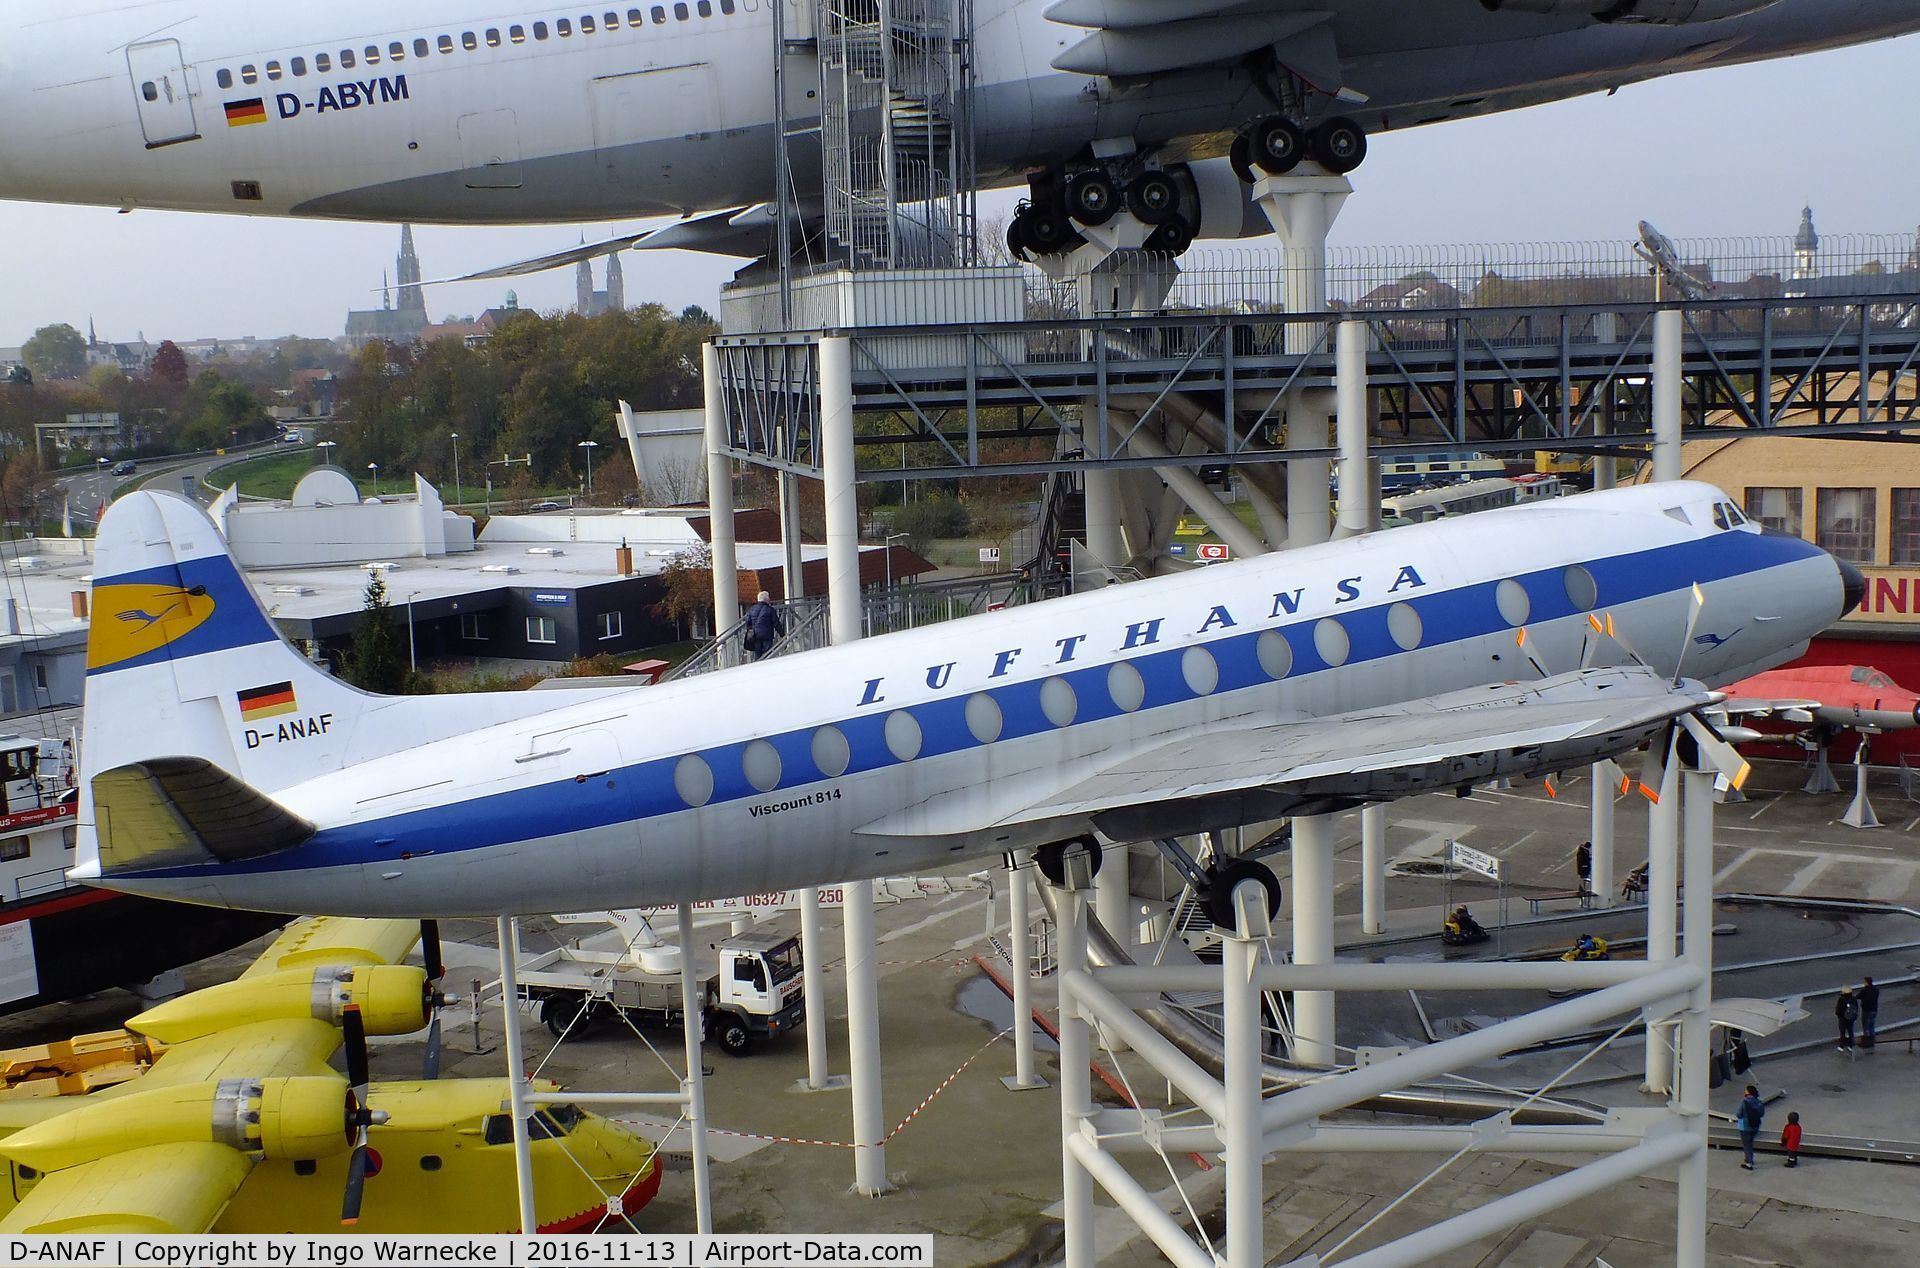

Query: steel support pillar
[[822, 335, 889, 1194], [778, 469, 806, 601], [676, 904, 715, 1233], [1360, 804, 1386, 935], [1122, 426, 1266, 558], [1676, 768, 1715, 1268], [1083, 407, 1128, 572], [1005, 852, 1047, 1090], [1591, 762, 1616, 908], [798, 889, 839, 1091], [1644, 756, 1680, 1094], [1291, 813, 1336, 1065], [1059, 887, 1096, 1268], [497, 917, 538, 1234], [1221, 886, 1266, 1268], [1334, 320, 1372, 539], [702, 344, 741, 644], [1095, 842, 1131, 947], [1592, 413, 1616, 492], [1652, 308, 1683, 483]]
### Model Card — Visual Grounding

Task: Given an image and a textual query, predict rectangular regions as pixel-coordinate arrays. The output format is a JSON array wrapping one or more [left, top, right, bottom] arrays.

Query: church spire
[[395, 224, 426, 318]]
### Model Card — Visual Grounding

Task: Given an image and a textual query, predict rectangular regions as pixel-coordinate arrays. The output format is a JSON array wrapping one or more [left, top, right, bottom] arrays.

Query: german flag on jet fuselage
[[237, 681, 297, 721], [224, 98, 267, 128]]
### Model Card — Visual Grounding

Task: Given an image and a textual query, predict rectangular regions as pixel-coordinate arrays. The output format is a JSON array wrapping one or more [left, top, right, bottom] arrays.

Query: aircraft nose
[[1837, 556, 1866, 617]]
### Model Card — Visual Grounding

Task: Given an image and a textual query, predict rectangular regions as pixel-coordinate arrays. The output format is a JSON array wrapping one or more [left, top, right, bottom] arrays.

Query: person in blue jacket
[[1736, 1084, 1766, 1170]]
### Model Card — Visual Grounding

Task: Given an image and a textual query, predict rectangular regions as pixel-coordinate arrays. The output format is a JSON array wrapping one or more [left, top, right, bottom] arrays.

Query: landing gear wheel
[[1230, 132, 1255, 185], [1065, 170, 1119, 227], [1309, 116, 1367, 175], [714, 1014, 751, 1057], [1006, 216, 1030, 261], [1202, 859, 1282, 934], [1036, 835, 1104, 887], [1125, 171, 1181, 226], [1020, 205, 1082, 256], [1250, 117, 1306, 176], [1144, 217, 1195, 257]]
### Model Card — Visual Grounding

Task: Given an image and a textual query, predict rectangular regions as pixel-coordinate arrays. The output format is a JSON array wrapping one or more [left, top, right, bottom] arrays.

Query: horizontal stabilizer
[[92, 758, 315, 874]]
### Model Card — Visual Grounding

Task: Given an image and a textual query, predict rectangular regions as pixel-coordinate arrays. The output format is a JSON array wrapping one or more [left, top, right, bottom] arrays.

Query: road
[[52, 440, 290, 527]]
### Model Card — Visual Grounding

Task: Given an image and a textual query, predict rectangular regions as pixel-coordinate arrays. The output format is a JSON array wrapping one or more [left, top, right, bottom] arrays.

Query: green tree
[[22, 325, 86, 381], [345, 574, 410, 693]]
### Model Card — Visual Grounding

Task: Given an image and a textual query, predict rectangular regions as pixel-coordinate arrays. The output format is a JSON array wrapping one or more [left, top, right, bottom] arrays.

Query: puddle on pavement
[[954, 975, 1059, 1051]]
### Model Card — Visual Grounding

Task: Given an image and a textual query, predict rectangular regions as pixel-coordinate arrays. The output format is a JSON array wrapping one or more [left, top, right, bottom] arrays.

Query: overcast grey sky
[[4, 33, 1919, 350]]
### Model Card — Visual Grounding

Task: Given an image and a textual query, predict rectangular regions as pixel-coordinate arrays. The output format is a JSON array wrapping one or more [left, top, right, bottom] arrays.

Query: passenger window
[[316, 52, 332, 72], [486, 27, 502, 45], [265, 60, 282, 80], [462, 31, 479, 49], [339, 49, 355, 69], [389, 41, 405, 60], [606, 11, 621, 27], [241, 64, 259, 84], [438, 34, 454, 53], [414, 38, 430, 57], [675, 2, 689, 17], [217, 69, 233, 89], [581, 14, 596, 32], [557, 18, 572, 35], [629, 6, 645, 22], [721, 0, 735, 13], [652, 6, 666, 20], [698, 1, 711, 15], [291, 56, 307, 76], [534, 20, 550, 37], [511, 24, 527, 41], [364, 46, 380, 64]]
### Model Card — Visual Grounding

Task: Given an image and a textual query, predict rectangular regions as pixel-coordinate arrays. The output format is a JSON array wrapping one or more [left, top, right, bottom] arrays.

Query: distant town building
[[35, 412, 153, 455], [345, 225, 431, 349], [576, 251, 625, 317], [1793, 206, 1820, 281], [81, 319, 150, 375]]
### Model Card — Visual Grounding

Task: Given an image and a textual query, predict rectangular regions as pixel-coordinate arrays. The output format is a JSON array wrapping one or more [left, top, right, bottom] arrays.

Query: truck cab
[[709, 931, 805, 1056]]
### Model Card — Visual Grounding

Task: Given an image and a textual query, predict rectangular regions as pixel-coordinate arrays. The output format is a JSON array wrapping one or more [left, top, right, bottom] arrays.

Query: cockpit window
[[1851, 667, 1871, 683], [1868, 672, 1892, 689], [1711, 503, 1731, 530]]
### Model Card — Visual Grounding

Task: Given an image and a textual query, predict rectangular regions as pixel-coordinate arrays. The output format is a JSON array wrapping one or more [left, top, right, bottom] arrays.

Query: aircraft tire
[[1310, 117, 1368, 174], [1126, 171, 1181, 226], [1250, 117, 1306, 176], [1021, 205, 1082, 256], [1036, 835, 1104, 887], [1203, 859, 1282, 933], [715, 1013, 752, 1057], [1230, 132, 1256, 185], [1065, 170, 1120, 226], [1145, 217, 1195, 257]]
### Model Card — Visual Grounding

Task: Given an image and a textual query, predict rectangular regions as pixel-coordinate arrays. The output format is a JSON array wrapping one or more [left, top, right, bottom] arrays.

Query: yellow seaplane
[[0, 917, 661, 1233]]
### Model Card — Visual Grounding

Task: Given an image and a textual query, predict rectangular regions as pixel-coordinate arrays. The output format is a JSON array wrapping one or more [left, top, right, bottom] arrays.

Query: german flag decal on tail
[[224, 98, 267, 127], [237, 681, 297, 720]]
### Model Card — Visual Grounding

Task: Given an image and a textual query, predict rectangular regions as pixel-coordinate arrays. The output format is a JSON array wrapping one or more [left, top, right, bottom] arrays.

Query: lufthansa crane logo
[[87, 583, 215, 669]]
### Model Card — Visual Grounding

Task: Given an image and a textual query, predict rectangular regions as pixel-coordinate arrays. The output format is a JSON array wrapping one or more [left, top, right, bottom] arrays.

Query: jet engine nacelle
[[1479, 0, 1780, 23], [1176, 157, 1272, 242]]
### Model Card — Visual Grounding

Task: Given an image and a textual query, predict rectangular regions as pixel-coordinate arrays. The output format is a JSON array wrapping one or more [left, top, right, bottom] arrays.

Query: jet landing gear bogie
[[1233, 114, 1368, 182], [1007, 163, 1198, 261]]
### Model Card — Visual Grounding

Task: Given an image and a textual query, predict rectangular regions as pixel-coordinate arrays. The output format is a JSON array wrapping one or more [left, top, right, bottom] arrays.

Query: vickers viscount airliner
[[73, 481, 1859, 919]]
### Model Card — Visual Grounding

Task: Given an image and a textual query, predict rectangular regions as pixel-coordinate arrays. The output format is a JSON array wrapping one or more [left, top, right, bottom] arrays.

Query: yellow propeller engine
[[0, 1076, 368, 1173], [126, 965, 431, 1045]]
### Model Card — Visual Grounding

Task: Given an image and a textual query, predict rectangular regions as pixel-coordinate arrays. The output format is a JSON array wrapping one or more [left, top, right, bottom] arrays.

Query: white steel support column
[[798, 890, 836, 1091], [1592, 412, 1616, 492], [676, 904, 714, 1233], [1652, 308, 1684, 483], [702, 345, 741, 641], [1006, 853, 1045, 1090], [1361, 804, 1386, 935], [496, 917, 538, 1235], [1291, 814, 1336, 1065], [1221, 887, 1265, 1268], [1676, 767, 1715, 1268], [1058, 888, 1096, 1268], [1123, 428, 1266, 558], [1334, 320, 1372, 540], [1083, 407, 1128, 571], [778, 469, 806, 600], [1287, 410, 1331, 548], [1095, 843, 1130, 947], [822, 335, 888, 1194], [1644, 755, 1681, 1094], [1591, 763, 1616, 907]]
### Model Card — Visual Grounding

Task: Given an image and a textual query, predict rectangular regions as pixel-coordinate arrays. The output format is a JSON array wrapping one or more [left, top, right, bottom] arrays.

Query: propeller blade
[[1595, 757, 1629, 800], [423, 1016, 442, 1081], [1515, 628, 1552, 679], [1634, 724, 1677, 803], [342, 1004, 370, 1092], [421, 920, 444, 983], [342, 1144, 369, 1225], [1678, 712, 1752, 790], [1673, 583, 1706, 685]]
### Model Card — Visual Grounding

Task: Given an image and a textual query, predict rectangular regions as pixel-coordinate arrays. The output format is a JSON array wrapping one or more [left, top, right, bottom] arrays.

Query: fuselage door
[[458, 110, 524, 189], [126, 40, 200, 149]]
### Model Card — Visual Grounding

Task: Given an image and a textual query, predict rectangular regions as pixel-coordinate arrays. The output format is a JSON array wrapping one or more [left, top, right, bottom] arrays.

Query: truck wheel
[[716, 1016, 752, 1057], [543, 997, 590, 1037]]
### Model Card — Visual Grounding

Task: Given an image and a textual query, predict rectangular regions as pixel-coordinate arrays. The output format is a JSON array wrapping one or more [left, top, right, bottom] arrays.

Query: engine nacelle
[[0, 1076, 349, 1173], [1174, 157, 1271, 242], [1479, 0, 1780, 22], [128, 963, 430, 1045]]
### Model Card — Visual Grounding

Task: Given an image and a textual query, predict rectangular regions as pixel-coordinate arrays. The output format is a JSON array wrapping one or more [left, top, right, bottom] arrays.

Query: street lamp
[[449, 432, 462, 504], [317, 440, 337, 467], [406, 590, 419, 673], [577, 439, 600, 498], [883, 531, 909, 594], [366, 461, 379, 494]]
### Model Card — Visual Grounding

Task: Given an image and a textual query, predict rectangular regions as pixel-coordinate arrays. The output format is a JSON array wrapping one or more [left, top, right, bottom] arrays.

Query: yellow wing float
[[0, 917, 661, 1234]]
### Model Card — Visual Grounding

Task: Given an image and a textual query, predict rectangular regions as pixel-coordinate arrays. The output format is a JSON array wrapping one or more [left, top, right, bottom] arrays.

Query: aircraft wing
[[1716, 697, 1818, 724], [430, 203, 803, 284], [2, 1143, 252, 1234], [862, 666, 1706, 841], [239, 915, 421, 980], [1044, 0, 1359, 93]]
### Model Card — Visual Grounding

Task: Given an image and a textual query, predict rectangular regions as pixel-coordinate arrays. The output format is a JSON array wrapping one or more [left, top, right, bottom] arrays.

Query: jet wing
[[2, 1143, 251, 1234], [1044, 0, 1359, 92], [861, 666, 1707, 841], [431, 202, 813, 284], [1716, 697, 1818, 724]]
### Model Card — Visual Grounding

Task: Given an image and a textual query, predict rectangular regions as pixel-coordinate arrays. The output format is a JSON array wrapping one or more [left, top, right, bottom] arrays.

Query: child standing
[[1782, 1111, 1802, 1168]]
